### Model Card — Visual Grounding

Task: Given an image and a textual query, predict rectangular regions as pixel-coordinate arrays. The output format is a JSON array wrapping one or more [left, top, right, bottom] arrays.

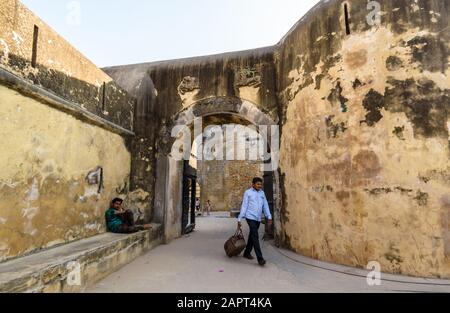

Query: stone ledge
[[0, 224, 162, 293]]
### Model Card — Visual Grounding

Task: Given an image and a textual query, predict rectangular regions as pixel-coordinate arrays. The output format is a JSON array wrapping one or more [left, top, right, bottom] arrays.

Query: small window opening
[[31, 25, 39, 68], [344, 3, 351, 35], [101, 82, 106, 112]]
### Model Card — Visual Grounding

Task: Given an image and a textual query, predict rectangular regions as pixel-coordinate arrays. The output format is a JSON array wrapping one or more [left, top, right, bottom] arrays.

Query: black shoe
[[258, 259, 266, 266], [243, 253, 255, 260]]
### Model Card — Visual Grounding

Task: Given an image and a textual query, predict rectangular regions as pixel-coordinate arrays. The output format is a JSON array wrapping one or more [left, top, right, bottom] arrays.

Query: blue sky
[[21, 0, 319, 67]]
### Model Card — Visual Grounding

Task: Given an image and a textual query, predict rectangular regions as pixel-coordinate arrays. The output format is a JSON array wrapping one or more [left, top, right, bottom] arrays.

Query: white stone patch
[[429, 11, 440, 23], [24, 228, 38, 236], [0, 217, 7, 225], [22, 205, 39, 236], [81, 186, 100, 200], [422, 71, 450, 91], [447, 120, 450, 141], [45, 239, 65, 248], [0, 179, 19, 189], [85, 223, 101, 231], [26, 178, 40, 202], [22, 206, 38, 219], [133, 80, 142, 91], [411, 1, 420, 13], [61, 68, 73, 77], [12, 31, 24, 45]]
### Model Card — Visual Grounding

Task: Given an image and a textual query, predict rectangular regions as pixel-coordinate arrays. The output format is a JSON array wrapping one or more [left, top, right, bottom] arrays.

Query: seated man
[[105, 198, 152, 233]]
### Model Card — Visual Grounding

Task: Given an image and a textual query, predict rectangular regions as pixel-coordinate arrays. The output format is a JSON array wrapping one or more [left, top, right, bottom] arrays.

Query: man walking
[[237, 177, 273, 266]]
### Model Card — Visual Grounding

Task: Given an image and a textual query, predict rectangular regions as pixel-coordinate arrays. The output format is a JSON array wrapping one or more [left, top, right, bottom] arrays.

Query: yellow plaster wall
[[0, 84, 131, 261]]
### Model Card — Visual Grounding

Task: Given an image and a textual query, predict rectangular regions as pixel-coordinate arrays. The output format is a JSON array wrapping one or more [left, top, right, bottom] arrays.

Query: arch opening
[[153, 97, 282, 243]]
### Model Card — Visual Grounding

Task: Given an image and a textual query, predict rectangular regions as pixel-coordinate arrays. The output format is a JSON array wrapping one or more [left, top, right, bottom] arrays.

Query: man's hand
[[267, 219, 273, 226], [237, 221, 242, 230]]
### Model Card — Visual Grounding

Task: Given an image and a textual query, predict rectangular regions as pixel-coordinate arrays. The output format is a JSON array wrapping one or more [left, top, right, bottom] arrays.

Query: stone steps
[[0, 224, 162, 293]]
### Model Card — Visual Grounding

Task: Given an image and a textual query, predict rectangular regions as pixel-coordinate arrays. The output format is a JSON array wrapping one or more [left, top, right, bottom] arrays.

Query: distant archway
[[153, 96, 282, 243]]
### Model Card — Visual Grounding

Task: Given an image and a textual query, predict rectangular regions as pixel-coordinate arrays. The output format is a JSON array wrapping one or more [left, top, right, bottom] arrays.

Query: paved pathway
[[89, 213, 450, 293]]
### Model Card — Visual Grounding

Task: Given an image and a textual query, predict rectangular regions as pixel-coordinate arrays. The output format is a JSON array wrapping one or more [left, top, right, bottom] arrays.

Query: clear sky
[[21, 0, 319, 68]]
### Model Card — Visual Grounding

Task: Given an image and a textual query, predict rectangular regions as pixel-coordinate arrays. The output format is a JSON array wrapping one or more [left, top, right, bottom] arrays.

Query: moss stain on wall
[[278, 2, 450, 278]]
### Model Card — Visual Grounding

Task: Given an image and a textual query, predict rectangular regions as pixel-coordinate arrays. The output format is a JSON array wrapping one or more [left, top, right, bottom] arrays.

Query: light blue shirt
[[238, 188, 272, 223]]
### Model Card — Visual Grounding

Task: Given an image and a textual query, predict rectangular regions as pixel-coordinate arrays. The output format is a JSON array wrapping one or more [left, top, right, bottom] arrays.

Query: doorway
[[154, 97, 282, 243], [182, 160, 197, 235]]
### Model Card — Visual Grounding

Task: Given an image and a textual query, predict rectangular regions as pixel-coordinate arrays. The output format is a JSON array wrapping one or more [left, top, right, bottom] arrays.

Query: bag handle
[[234, 228, 244, 238]]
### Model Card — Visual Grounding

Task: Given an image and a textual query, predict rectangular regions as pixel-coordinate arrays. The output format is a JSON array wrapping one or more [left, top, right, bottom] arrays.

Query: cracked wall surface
[[104, 47, 279, 232], [0, 0, 135, 131], [197, 123, 264, 212], [3, 0, 449, 280], [277, 0, 450, 278], [0, 84, 131, 262], [0, 1, 135, 261], [105, 0, 450, 279]]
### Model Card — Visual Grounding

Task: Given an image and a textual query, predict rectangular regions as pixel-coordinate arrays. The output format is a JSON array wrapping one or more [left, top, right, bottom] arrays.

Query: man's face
[[253, 182, 263, 191], [112, 201, 123, 210]]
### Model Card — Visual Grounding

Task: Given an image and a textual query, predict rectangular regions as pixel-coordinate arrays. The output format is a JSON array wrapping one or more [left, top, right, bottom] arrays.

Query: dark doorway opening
[[182, 160, 197, 235]]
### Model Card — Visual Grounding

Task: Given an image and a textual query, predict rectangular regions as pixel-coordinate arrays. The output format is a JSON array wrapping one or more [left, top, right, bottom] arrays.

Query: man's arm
[[238, 191, 249, 224]]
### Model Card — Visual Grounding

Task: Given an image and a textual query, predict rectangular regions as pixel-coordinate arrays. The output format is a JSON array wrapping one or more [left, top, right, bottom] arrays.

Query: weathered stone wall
[[198, 160, 226, 212], [0, 0, 135, 131], [103, 0, 450, 279], [104, 48, 280, 229], [0, 84, 131, 262], [0, 1, 136, 262], [198, 160, 262, 212], [224, 161, 263, 211], [197, 124, 264, 212], [276, 0, 450, 278]]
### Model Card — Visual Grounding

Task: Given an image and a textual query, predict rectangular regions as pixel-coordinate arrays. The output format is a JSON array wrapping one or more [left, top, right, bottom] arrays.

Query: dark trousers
[[117, 210, 144, 234], [244, 219, 264, 261]]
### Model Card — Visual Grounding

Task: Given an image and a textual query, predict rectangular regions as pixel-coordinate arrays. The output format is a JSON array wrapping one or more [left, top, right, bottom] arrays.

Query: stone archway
[[153, 96, 283, 243]]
